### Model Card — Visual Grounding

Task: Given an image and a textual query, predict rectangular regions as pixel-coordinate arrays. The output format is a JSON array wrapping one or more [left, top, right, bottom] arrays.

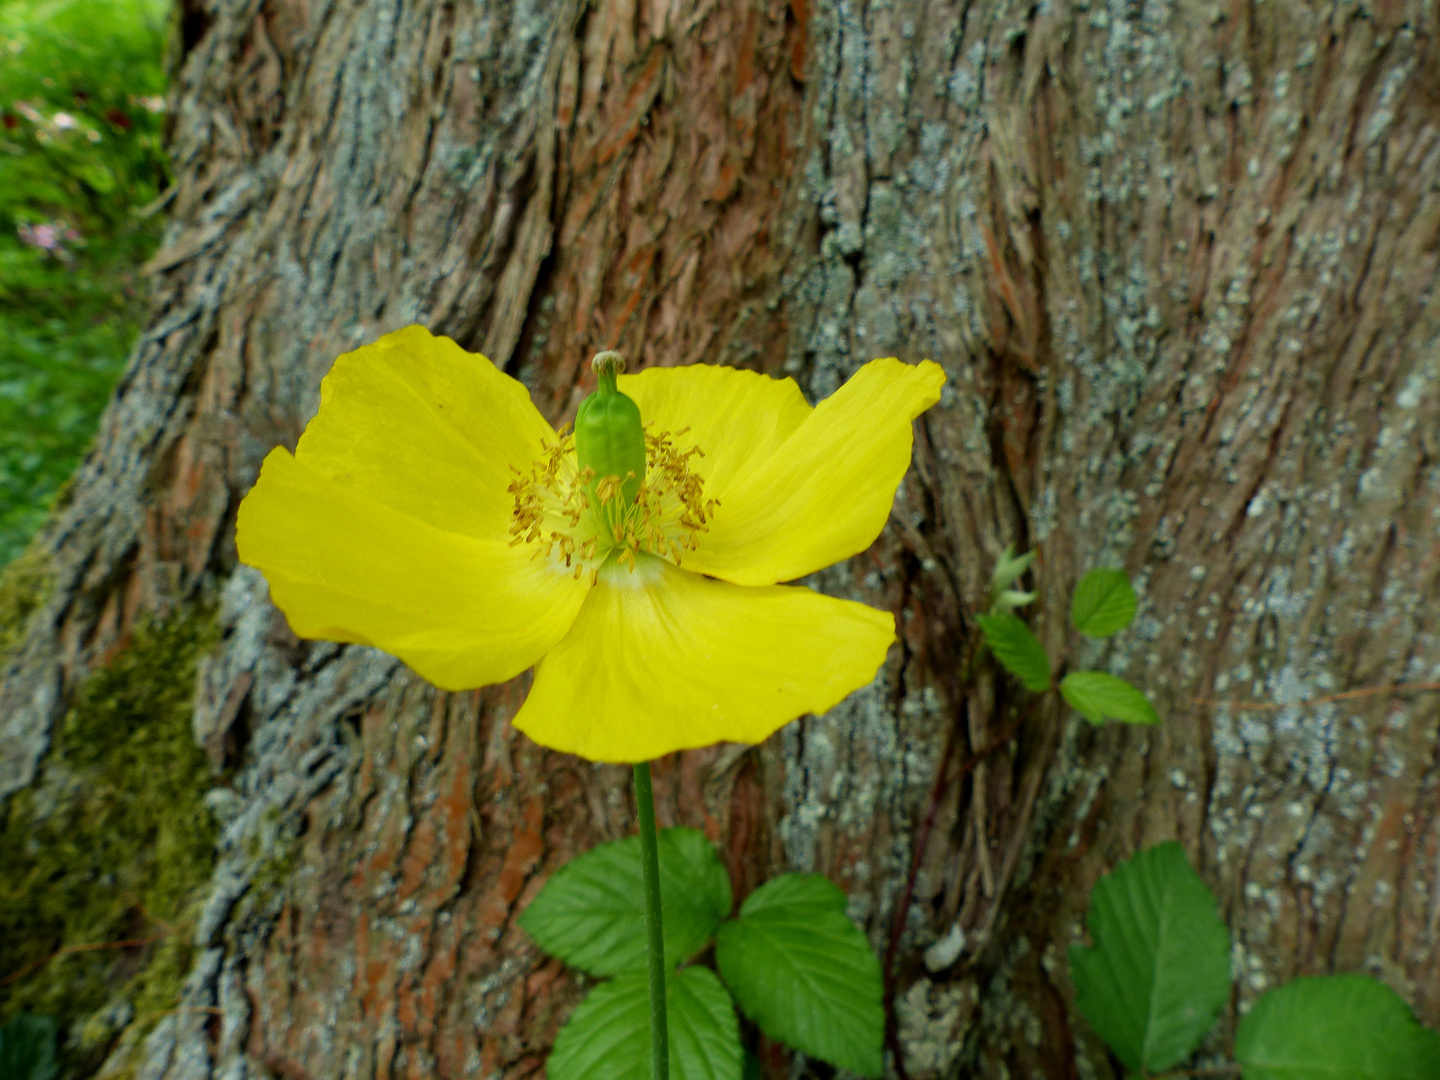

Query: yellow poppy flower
[[236, 326, 944, 762]]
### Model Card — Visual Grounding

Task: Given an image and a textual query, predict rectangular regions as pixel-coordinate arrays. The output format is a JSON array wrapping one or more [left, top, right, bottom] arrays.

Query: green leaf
[[1235, 975, 1440, 1080], [715, 874, 884, 1078], [0, 1014, 58, 1080], [520, 827, 731, 976], [976, 612, 1052, 692], [1069, 842, 1230, 1074], [1060, 671, 1160, 726], [1071, 568, 1138, 637], [549, 967, 742, 1080]]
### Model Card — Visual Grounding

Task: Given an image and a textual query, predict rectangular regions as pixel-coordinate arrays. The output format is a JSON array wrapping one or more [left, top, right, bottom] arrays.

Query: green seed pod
[[574, 351, 646, 508]]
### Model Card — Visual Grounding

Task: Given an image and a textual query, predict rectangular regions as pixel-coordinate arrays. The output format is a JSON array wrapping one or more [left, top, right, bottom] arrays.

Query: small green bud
[[989, 544, 1038, 614], [575, 351, 646, 508], [991, 544, 1036, 594], [994, 589, 1037, 614]]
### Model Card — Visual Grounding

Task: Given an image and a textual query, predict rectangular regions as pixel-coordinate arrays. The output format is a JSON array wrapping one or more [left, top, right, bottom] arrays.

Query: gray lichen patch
[[895, 975, 979, 1078]]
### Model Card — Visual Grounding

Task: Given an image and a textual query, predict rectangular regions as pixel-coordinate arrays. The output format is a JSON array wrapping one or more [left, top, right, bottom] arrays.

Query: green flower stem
[[633, 761, 670, 1080]]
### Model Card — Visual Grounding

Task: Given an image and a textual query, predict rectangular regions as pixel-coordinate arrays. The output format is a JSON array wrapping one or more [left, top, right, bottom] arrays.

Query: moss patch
[[0, 609, 219, 1070], [0, 546, 53, 659]]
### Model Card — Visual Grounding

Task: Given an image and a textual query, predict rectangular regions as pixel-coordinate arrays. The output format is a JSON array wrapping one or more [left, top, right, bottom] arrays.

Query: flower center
[[508, 425, 718, 581]]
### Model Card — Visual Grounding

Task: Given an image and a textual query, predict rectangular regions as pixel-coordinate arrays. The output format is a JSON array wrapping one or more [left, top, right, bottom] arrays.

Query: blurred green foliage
[[0, 0, 170, 566]]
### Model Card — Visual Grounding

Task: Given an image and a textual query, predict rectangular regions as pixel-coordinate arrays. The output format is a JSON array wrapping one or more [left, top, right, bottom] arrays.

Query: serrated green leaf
[[715, 874, 883, 1078], [1061, 671, 1160, 726], [976, 612, 1052, 692], [1071, 568, 1138, 637], [1069, 842, 1230, 1074], [549, 967, 742, 1080], [520, 827, 731, 976], [0, 1015, 58, 1080], [1235, 975, 1440, 1080]]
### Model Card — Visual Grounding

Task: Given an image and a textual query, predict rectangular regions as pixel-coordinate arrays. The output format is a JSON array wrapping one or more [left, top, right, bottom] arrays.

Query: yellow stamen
[[507, 424, 719, 577]]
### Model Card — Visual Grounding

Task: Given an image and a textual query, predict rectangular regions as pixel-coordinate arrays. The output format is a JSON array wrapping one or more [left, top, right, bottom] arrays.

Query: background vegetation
[[0, 0, 170, 566]]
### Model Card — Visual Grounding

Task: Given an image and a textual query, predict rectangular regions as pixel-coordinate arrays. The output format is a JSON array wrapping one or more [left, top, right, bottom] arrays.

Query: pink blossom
[[17, 221, 82, 258], [18, 223, 61, 250]]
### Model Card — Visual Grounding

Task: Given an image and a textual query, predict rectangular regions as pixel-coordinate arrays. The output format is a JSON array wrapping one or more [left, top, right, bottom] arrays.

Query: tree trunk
[[3, 0, 1438, 1077]]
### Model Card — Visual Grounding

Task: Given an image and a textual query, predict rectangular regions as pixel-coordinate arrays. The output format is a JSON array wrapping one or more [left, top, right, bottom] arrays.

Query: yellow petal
[[680, 358, 945, 586], [512, 556, 895, 762], [618, 363, 812, 501], [295, 325, 556, 538], [237, 449, 591, 691]]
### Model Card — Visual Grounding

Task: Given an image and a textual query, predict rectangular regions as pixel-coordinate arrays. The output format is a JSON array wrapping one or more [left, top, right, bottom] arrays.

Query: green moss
[[0, 609, 219, 1069], [0, 546, 53, 659], [246, 835, 299, 913]]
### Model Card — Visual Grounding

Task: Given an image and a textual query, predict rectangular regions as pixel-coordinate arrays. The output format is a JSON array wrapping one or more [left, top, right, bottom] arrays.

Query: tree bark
[[2, 0, 1439, 1077]]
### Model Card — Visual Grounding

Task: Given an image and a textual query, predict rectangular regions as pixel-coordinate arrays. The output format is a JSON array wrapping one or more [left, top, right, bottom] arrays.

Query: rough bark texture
[[2, 0, 1439, 1077]]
